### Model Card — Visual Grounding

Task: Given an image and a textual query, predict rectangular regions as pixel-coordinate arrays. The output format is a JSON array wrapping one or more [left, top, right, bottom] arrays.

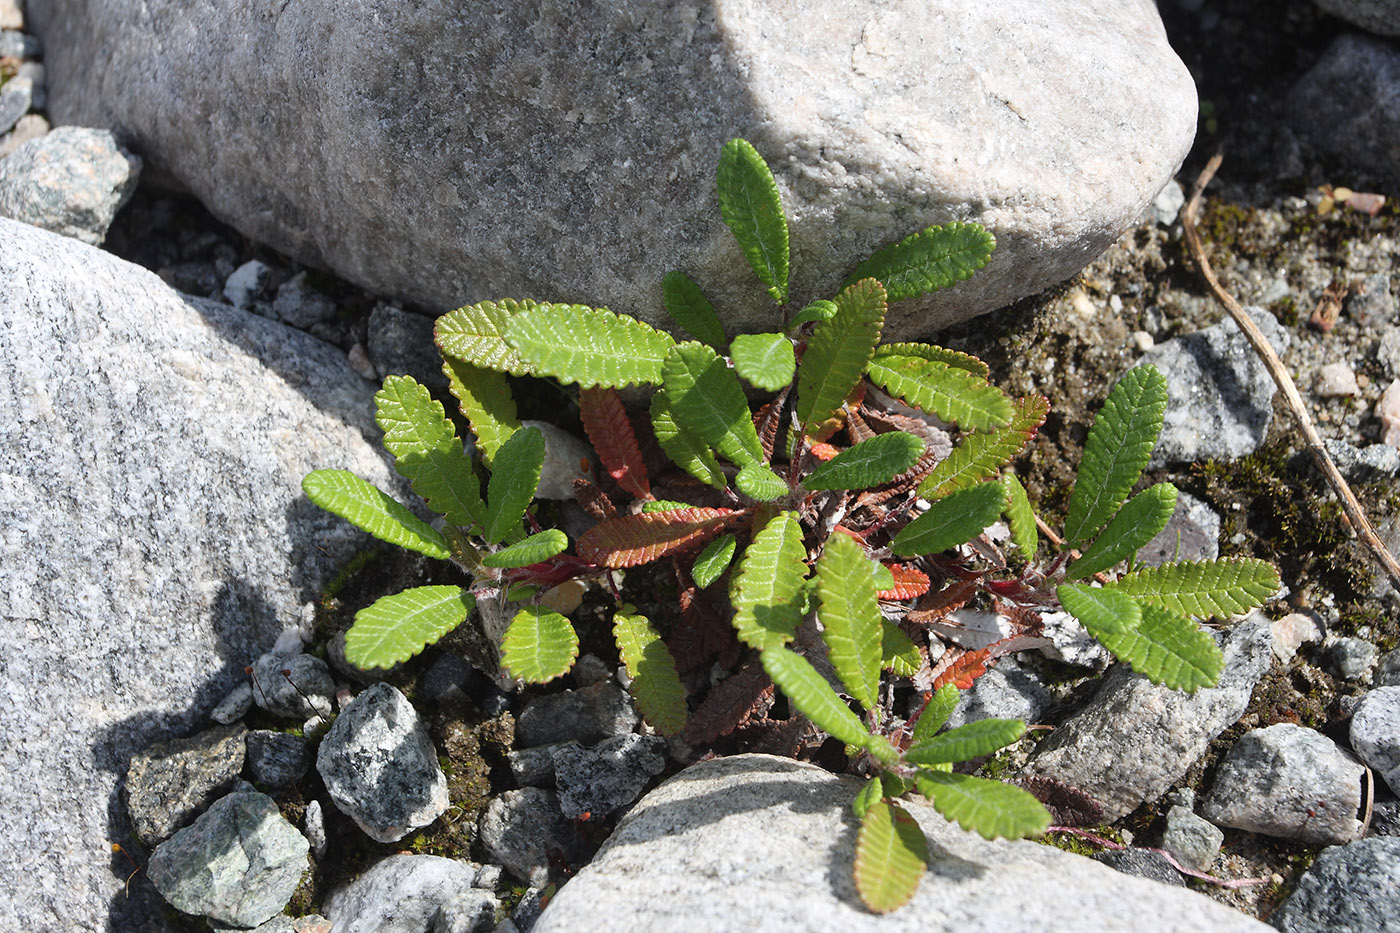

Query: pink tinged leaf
[[576, 507, 745, 567], [579, 386, 651, 500]]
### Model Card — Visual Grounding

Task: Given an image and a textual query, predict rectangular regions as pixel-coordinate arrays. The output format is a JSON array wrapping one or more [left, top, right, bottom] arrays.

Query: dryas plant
[[303, 138, 1280, 912]]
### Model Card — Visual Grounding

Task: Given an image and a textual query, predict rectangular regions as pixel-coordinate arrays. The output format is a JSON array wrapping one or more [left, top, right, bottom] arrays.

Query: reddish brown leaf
[[571, 477, 617, 520], [579, 386, 651, 500], [754, 384, 791, 463], [845, 407, 877, 443], [932, 645, 989, 690], [906, 578, 980, 625], [807, 381, 867, 442], [1017, 776, 1105, 827], [576, 507, 744, 567], [671, 584, 740, 673], [853, 447, 942, 511], [877, 564, 930, 600], [683, 660, 774, 745], [738, 716, 815, 758]]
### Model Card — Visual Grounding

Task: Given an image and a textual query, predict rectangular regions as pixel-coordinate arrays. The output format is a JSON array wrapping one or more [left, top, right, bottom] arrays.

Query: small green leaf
[[1090, 602, 1225, 692], [1056, 584, 1143, 639], [918, 395, 1049, 499], [375, 375, 486, 529], [691, 533, 737, 589], [484, 426, 545, 544], [912, 684, 960, 745], [481, 529, 568, 569], [661, 270, 726, 348], [866, 354, 1013, 430], [803, 431, 924, 492], [345, 586, 475, 669], [874, 342, 990, 379], [796, 279, 886, 435], [435, 299, 535, 375], [302, 470, 450, 559], [730, 511, 808, 651], [640, 499, 694, 513], [815, 533, 883, 712], [505, 304, 676, 388], [845, 222, 996, 302], [905, 718, 1026, 766], [1106, 557, 1280, 620], [650, 391, 727, 489], [891, 480, 1005, 557], [1066, 483, 1178, 581], [787, 299, 838, 333], [1002, 472, 1038, 558], [441, 357, 521, 467], [872, 562, 897, 591], [915, 772, 1051, 840], [613, 608, 688, 736], [761, 646, 876, 752], [501, 606, 580, 683], [1064, 365, 1169, 545], [853, 777, 883, 820], [662, 342, 764, 468], [881, 621, 923, 676], [717, 138, 789, 304], [854, 800, 929, 914], [735, 462, 788, 501], [730, 332, 796, 391]]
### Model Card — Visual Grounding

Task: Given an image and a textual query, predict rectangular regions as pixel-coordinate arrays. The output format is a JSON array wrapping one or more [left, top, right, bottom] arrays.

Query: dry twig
[[1180, 153, 1400, 592]]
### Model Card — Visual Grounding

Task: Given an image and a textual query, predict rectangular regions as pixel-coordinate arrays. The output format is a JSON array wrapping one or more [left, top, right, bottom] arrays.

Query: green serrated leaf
[[717, 138, 789, 304], [853, 777, 883, 820], [874, 342, 990, 379], [797, 279, 886, 435], [730, 511, 808, 651], [441, 356, 521, 468], [845, 222, 996, 303], [854, 799, 929, 914], [787, 299, 838, 333], [915, 772, 1051, 840], [912, 684, 960, 745], [481, 529, 568, 569], [691, 533, 737, 589], [501, 606, 579, 683], [804, 431, 924, 492], [302, 470, 450, 559], [866, 354, 1013, 431], [374, 375, 485, 529], [662, 342, 764, 468], [483, 426, 545, 545], [872, 562, 897, 591], [1002, 472, 1038, 558], [435, 299, 536, 375], [613, 608, 688, 736], [891, 480, 1005, 557], [905, 718, 1026, 766], [882, 620, 922, 676], [1056, 584, 1143, 639], [345, 585, 475, 670], [730, 332, 796, 391], [1090, 602, 1225, 692], [918, 395, 1049, 499], [661, 270, 726, 348], [735, 462, 788, 501], [1107, 557, 1280, 619], [505, 304, 675, 388], [816, 534, 883, 712], [1066, 483, 1178, 581], [1064, 365, 1169, 545], [640, 499, 694, 513], [762, 646, 883, 755], [650, 390, 727, 489]]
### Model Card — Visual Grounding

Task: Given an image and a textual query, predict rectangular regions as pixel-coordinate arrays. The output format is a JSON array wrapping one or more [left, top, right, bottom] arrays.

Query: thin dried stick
[[1181, 153, 1400, 592]]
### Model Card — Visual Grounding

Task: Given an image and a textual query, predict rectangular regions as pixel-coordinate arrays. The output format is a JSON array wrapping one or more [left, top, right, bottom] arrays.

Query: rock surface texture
[[1289, 34, 1400, 183], [29, 0, 1195, 336], [1270, 837, 1400, 933], [0, 126, 141, 244], [534, 754, 1268, 932], [0, 219, 399, 931]]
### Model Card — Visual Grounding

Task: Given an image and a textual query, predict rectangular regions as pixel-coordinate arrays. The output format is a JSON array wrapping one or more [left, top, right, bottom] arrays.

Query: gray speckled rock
[[432, 888, 501, 933], [1378, 648, 1400, 687], [0, 75, 31, 136], [1019, 615, 1273, 822], [147, 791, 309, 929], [367, 303, 446, 394], [1094, 848, 1185, 887], [515, 682, 639, 748], [30, 1, 1194, 337], [1137, 489, 1220, 567], [1312, 0, 1400, 36], [944, 655, 1051, 730], [1289, 34, 1400, 183], [534, 755, 1267, 933], [553, 734, 667, 819], [0, 219, 402, 932], [324, 855, 481, 933], [1270, 837, 1400, 933], [1139, 307, 1289, 466], [250, 651, 335, 719], [478, 787, 593, 886], [1161, 797, 1224, 872], [125, 723, 247, 846], [317, 683, 449, 843], [245, 730, 311, 791], [0, 126, 140, 244], [1351, 687, 1400, 795], [1327, 637, 1378, 681], [1201, 724, 1365, 844]]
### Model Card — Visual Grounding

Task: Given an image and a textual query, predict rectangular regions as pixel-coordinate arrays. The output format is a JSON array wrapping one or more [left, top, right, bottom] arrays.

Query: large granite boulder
[[0, 217, 399, 931], [28, 0, 1195, 336]]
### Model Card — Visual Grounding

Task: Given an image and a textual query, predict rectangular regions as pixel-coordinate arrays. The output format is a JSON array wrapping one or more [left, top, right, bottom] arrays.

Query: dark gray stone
[[478, 787, 592, 886], [0, 28, 39, 57], [1312, 0, 1400, 37], [272, 271, 338, 329], [1379, 648, 1400, 687], [1351, 687, 1400, 796], [1137, 489, 1220, 566], [367, 302, 447, 393], [1094, 848, 1186, 887], [245, 730, 311, 791], [508, 741, 579, 788], [1289, 34, 1400, 183], [1270, 837, 1400, 933], [1347, 272, 1396, 328], [147, 791, 309, 928], [1318, 440, 1400, 484], [1369, 797, 1400, 837], [125, 723, 247, 846], [211, 682, 255, 725], [553, 734, 667, 819], [0, 126, 141, 245], [515, 681, 639, 748], [1161, 800, 1224, 872], [1328, 637, 1378, 681], [0, 75, 31, 136], [324, 855, 481, 933]]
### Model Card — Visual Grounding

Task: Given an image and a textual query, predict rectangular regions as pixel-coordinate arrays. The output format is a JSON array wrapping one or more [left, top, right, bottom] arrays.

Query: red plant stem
[[1044, 826, 1267, 889]]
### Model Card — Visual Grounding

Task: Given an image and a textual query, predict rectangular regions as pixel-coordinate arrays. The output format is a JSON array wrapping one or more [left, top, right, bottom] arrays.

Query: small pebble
[[1271, 612, 1324, 665], [1131, 330, 1155, 352], [1378, 380, 1400, 447], [1315, 362, 1360, 397]]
